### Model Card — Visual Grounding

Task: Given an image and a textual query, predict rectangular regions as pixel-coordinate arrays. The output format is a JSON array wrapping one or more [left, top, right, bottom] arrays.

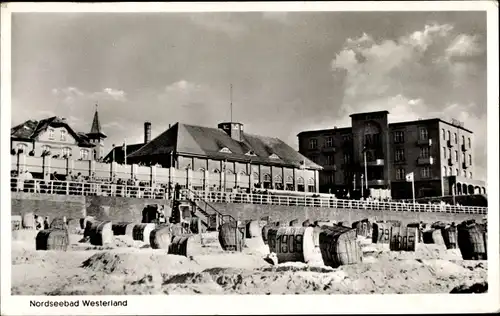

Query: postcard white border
[[1, 2, 499, 315]]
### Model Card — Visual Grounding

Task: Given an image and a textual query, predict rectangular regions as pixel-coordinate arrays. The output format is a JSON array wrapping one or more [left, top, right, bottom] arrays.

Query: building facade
[[124, 121, 322, 192], [11, 108, 105, 161], [298, 110, 486, 199]]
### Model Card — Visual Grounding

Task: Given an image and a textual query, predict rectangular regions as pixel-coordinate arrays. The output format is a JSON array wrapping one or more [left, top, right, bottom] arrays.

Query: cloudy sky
[[11, 11, 487, 180]]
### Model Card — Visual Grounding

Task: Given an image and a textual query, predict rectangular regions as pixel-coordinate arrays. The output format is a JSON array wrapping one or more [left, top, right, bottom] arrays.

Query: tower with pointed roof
[[86, 105, 107, 160]]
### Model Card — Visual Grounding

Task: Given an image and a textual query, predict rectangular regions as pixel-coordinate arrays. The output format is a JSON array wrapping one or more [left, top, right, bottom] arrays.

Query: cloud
[[93, 88, 128, 102], [52, 86, 128, 104], [330, 23, 487, 180], [445, 34, 485, 59]]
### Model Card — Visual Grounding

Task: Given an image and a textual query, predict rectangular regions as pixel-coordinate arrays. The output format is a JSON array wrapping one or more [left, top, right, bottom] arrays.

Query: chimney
[[218, 122, 244, 142], [144, 121, 151, 144]]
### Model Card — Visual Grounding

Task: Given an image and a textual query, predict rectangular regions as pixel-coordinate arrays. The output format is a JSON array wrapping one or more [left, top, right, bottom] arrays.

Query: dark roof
[[297, 126, 352, 136], [128, 123, 323, 170], [103, 143, 145, 163], [389, 118, 473, 133], [87, 109, 106, 139], [11, 116, 94, 147], [298, 118, 473, 137], [349, 110, 389, 118]]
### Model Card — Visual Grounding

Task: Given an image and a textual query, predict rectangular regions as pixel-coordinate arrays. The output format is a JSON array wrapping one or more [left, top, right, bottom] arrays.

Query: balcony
[[321, 146, 336, 153], [363, 159, 384, 167], [417, 138, 433, 146], [461, 144, 468, 152], [417, 157, 434, 165], [447, 139, 453, 148], [324, 164, 337, 171], [462, 162, 469, 169], [367, 179, 386, 186], [448, 158, 453, 166]]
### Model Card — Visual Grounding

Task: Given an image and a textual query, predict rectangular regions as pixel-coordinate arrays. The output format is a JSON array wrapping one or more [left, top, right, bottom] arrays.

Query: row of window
[[309, 154, 334, 165], [16, 143, 90, 159], [443, 166, 472, 178], [207, 169, 316, 185], [48, 128, 67, 142], [442, 128, 472, 148], [442, 147, 472, 165], [308, 137, 334, 149], [394, 147, 431, 162], [396, 167, 431, 180]]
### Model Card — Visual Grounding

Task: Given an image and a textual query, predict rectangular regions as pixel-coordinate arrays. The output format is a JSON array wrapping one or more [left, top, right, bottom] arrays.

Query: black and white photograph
[[1, 2, 499, 315]]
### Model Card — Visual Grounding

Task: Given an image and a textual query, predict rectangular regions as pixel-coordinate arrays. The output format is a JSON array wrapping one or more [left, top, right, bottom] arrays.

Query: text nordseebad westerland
[[30, 300, 128, 308]]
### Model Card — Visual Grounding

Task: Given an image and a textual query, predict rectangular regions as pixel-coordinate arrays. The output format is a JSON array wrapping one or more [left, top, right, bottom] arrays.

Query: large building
[[297, 110, 486, 199], [103, 121, 152, 164], [123, 121, 323, 192], [10, 108, 106, 161]]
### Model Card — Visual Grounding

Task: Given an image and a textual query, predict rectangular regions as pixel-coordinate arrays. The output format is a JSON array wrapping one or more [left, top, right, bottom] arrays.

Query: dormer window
[[48, 128, 55, 140], [220, 147, 232, 154], [245, 150, 256, 156], [269, 153, 280, 159]]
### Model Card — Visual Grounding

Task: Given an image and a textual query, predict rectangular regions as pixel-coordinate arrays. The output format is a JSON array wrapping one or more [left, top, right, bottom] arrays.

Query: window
[[310, 155, 319, 163], [309, 139, 317, 149], [454, 133, 457, 144], [245, 151, 256, 156], [48, 128, 55, 140], [420, 166, 431, 178], [448, 148, 451, 160], [60, 129, 67, 141], [62, 147, 72, 157], [462, 170, 466, 177], [364, 134, 373, 146], [419, 127, 428, 141], [263, 174, 271, 182], [443, 166, 447, 176], [442, 147, 446, 158], [327, 173, 335, 184], [395, 148, 405, 162], [462, 153, 466, 164], [326, 136, 333, 148], [307, 178, 315, 192], [326, 154, 334, 165], [455, 169, 459, 176], [220, 147, 232, 153], [343, 153, 351, 164], [269, 153, 280, 159], [297, 177, 304, 185], [461, 135, 465, 146], [469, 172, 472, 179], [447, 130, 450, 141], [420, 147, 430, 159], [468, 137, 471, 149], [468, 154, 472, 165], [455, 150, 458, 162], [274, 175, 283, 184], [80, 149, 89, 160], [342, 134, 351, 141], [396, 168, 406, 180], [394, 131, 404, 143], [449, 167, 452, 175], [286, 176, 293, 184], [442, 128, 445, 140]]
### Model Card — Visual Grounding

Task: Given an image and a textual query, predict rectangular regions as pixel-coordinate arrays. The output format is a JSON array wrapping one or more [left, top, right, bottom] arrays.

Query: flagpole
[[411, 173, 416, 206], [361, 174, 364, 198], [364, 150, 368, 189], [123, 139, 127, 165]]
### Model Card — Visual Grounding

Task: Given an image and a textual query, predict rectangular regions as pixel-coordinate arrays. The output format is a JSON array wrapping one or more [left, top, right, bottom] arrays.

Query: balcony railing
[[417, 138, 433, 146], [417, 157, 434, 165], [363, 159, 384, 167], [9, 177, 487, 215]]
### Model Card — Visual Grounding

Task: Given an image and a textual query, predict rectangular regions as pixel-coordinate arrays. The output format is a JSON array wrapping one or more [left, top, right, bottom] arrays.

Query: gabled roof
[[128, 123, 323, 170], [11, 116, 94, 147], [103, 143, 146, 163]]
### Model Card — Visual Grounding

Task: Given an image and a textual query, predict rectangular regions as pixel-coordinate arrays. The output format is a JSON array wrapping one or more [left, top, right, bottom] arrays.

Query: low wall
[[11, 192, 86, 221], [11, 193, 484, 226], [210, 203, 485, 226]]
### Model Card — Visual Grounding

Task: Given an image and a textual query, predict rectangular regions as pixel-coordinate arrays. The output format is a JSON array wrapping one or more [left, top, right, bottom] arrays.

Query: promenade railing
[[10, 177, 488, 215]]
